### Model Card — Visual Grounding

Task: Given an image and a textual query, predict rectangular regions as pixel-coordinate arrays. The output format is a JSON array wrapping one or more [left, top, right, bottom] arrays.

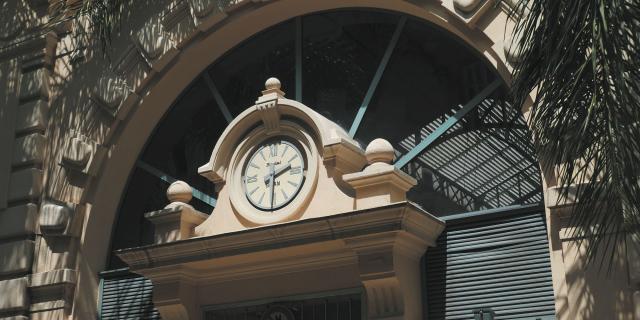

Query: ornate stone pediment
[[118, 78, 445, 320]]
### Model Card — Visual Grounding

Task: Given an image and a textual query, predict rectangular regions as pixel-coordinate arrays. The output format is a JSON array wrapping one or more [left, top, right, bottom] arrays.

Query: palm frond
[[45, 0, 128, 59], [509, 0, 640, 269], [81, 0, 128, 57]]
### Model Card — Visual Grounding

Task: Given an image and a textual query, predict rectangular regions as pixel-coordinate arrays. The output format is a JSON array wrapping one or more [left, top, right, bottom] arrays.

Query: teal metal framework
[[394, 78, 502, 169], [348, 16, 406, 137], [136, 160, 217, 207], [203, 73, 233, 124]]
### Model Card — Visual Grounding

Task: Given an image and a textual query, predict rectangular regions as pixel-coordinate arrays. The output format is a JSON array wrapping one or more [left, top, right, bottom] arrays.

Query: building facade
[[0, 0, 637, 319]]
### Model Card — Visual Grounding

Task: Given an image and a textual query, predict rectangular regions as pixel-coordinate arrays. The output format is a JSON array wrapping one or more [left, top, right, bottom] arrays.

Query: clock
[[242, 139, 306, 210], [227, 121, 319, 226]]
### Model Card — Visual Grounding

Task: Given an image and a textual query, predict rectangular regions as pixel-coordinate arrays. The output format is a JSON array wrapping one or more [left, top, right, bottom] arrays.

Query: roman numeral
[[290, 166, 302, 174], [245, 175, 257, 183], [248, 186, 259, 195], [269, 143, 277, 157], [281, 145, 289, 157], [288, 154, 298, 163]]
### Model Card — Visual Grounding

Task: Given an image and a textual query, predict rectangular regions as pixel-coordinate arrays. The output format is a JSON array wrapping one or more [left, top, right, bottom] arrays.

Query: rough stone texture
[[0, 240, 34, 276], [18, 68, 49, 102], [30, 268, 76, 288], [0, 60, 20, 210], [12, 133, 45, 166], [0, 204, 37, 240], [7, 168, 43, 202], [0, 277, 28, 313], [15, 99, 47, 135]]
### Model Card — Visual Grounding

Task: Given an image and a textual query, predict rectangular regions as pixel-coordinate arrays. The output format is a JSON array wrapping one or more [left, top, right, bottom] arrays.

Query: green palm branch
[[509, 0, 640, 268]]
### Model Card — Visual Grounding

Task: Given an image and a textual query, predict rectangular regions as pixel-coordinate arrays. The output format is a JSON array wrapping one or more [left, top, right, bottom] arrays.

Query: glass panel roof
[[108, 9, 543, 268]]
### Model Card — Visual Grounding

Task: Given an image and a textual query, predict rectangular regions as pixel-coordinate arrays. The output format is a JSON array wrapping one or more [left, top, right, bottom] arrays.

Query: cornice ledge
[[545, 181, 609, 210], [117, 202, 444, 270]]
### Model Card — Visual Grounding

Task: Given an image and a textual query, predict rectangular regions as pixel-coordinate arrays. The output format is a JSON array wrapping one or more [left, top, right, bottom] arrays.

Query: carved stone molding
[[345, 232, 429, 319], [152, 278, 199, 320], [162, 0, 197, 46], [255, 77, 284, 134], [134, 17, 174, 60], [119, 202, 444, 320], [189, 0, 220, 18]]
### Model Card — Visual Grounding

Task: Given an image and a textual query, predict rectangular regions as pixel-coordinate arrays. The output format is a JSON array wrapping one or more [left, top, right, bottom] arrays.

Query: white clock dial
[[243, 139, 305, 210]]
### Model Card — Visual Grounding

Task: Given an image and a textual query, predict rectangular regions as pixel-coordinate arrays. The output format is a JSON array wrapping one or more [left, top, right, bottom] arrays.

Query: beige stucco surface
[[0, 0, 635, 319]]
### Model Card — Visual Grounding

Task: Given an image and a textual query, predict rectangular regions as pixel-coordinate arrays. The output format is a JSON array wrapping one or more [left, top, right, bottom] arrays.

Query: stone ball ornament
[[166, 180, 193, 203], [365, 138, 395, 164], [265, 77, 281, 90]]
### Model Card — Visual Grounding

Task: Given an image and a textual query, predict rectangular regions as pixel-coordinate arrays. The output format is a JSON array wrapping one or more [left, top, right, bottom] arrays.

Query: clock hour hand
[[264, 163, 291, 184], [274, 163, 291, 177]]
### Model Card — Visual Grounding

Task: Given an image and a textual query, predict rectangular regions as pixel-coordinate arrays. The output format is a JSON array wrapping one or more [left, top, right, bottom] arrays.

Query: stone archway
[[68, 1, 533, 319]]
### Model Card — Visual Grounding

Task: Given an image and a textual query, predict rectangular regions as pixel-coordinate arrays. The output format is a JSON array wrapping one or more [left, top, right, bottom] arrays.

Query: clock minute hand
[[268, 163, 275, 209]]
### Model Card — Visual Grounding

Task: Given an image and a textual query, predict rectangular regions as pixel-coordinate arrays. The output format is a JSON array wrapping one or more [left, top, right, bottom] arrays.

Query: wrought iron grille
[[204, 294, 362, 320]]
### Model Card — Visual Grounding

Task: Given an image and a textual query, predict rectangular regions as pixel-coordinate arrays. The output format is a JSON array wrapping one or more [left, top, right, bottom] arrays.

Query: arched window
[[102, 9, 553, 320]]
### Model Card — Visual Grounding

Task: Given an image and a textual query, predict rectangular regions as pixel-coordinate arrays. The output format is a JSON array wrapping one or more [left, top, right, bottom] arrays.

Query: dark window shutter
[[424, 206, 556, 320], [99, 270, 161, 320]]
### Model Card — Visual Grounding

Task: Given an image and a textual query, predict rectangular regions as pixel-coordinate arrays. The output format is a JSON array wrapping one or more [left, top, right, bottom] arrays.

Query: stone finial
[[344, 138, 416, 210], [365, 138, 395, 164], [453, 0, 482, 13], [259, 77, 285, 101], [265, 77, 281, 91], [167, 181, 193, 203]]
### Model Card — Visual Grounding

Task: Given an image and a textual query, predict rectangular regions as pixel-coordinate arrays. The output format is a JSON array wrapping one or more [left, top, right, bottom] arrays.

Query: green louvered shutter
[[424, 205, 556, 320], [99, 270, 161, 320]]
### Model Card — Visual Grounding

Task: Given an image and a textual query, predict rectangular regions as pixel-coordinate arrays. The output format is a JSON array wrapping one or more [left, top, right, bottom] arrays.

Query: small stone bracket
[[90, 75, 128, 117], [39, 202, 80, 237], [188, 0, 221, 19], [448, 0, 496, 29], [134, 17, 175, 61], [60, 135, 105, 177], [255, 77, 285, 135]]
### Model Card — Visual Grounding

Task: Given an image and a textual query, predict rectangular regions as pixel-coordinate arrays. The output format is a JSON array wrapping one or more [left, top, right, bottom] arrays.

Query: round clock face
[[243, 139, 305, 210]]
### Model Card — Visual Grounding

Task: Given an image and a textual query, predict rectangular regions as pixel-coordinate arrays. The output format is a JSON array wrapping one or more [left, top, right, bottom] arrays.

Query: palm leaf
[[509, 0, 640, 269], [44, 0, 128, 60]]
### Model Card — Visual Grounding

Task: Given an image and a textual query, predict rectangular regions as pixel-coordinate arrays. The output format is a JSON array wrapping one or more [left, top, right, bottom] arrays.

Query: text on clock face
[[243, 140, 305, 210]]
